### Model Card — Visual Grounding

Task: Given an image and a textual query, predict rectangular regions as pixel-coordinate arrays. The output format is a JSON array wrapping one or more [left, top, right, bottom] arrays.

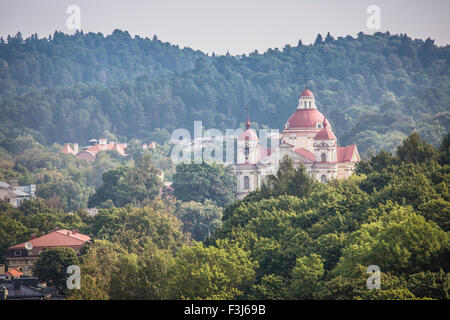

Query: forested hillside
[[1, 132, 448, 299], [1, 31, 449, 156]]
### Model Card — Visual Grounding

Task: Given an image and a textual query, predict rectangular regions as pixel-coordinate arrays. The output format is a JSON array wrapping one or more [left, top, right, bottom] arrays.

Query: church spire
[[246, 108, 251, 129]]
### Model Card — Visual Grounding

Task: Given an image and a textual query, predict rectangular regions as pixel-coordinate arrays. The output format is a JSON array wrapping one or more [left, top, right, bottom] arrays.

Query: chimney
[[30, 233, 36, 240], [73, 143, 79, 154], [72, 229, 78, 234]]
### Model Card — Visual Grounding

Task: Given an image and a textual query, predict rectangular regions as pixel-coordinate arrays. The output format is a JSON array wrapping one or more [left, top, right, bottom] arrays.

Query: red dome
[[300, 89, 314, 98], [238, 129, 258, 141], [285, 108, 324, 128]]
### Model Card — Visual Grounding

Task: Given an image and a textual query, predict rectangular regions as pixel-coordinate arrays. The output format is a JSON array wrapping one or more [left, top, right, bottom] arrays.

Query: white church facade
[[231, 86, 360, 200]]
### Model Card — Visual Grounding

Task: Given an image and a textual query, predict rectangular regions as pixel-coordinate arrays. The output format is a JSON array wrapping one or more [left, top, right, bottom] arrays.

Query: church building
[[231, 85, 360, 200]]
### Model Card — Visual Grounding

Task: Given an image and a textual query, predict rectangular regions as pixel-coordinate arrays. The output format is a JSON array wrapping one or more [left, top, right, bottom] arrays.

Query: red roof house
[[7, 229, 91, 276], [6, 268, 23, 278]]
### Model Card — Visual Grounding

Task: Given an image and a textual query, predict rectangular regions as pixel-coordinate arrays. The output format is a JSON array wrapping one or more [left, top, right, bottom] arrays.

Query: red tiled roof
[[337, 145, 357, 162], [83, 142, 127, 157], [294, 147, 315, 162], [6, 268, 23, 277], [285, 108, 324, 129], [61, 144, 77, 155], [9, 229, 91, 250], [315, 129, 336, 140], [314, 123, 336, 140], [238, 129, 259, 141]]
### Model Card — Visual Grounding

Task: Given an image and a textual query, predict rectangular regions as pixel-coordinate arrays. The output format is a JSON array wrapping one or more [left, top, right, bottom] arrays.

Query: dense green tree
[[0, 203, 28, 263], [88, 154, 163, 207], [1, 31, 449, 156], [289, 254, 325, 299], [406, 270, 450, 300], [174, 200, 222, 241], [438, 133, 450, 165], [89, 199, 186, 254], [67, 240, 124, 300], [260, 155, 319, 199], [109, 243, 172, 300], [166, 241, 257, 299], [172, 162, 236, 207], [250, 274, 289, 300], [33, 247, 79, 293], [1, 29, 450, 300], [396, 132, 438, 164]]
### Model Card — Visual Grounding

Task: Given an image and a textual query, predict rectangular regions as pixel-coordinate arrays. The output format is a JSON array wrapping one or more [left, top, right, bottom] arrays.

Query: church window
[[244, 176, 250, 190], [321, 153, 327, 162], [244, 145, 250, 156], [321, 175, 327, 183]]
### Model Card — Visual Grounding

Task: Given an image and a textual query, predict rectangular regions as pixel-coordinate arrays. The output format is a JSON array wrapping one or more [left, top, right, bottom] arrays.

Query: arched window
[[321, 175, 327, 183], [321, 153, 327, 162], [244, 176, 250, 190]]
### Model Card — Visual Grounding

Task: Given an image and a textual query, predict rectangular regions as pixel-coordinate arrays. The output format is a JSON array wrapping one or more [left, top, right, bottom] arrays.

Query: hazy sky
[[1, 0, 449, 55]]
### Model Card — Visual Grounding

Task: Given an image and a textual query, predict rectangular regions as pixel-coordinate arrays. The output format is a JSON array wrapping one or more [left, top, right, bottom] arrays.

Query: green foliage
[[88, 154, 163, 208], [174, 200, 223, 241], [88, 199, 186, 254], [0, 136, 124, 211], [250, 274, 289, 300], [289, 254, 325, 299], [172, 162, 236, 207], [67, 240, 125, 300], [406, 270, 450, 300], [109, 243, 172, 300], [333, 203, 449, 277], [1, 26, 450, 301], [0, 199, 88, 264], [260, 155, 319, 199], [33, 247, 79, 293], [1, 32, 449, 155], [166, 241, 257, 299], [397, 132, 438, 164], [211, 133, 449, 300]]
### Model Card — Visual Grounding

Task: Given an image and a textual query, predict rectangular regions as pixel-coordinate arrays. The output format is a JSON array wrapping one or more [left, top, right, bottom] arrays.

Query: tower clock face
[[244, 145, 250, 156]]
